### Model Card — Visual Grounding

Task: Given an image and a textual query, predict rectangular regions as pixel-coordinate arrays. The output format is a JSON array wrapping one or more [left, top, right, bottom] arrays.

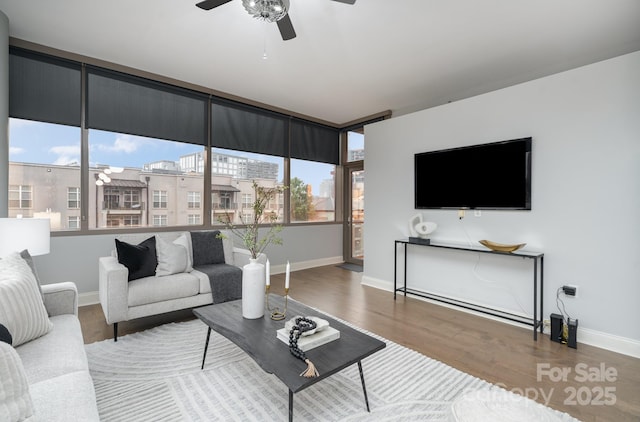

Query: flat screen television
[[414, 137, 532, 210]]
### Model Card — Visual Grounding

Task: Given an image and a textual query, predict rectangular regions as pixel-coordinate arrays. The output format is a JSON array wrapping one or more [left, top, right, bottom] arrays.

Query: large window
[[8, 119, 82, 231], [211, 148, 285, 225], [347, 130, 365, 162], [88, 129, 204, 229], [7, 47, 343, 232], [290, 159, 336, 223]]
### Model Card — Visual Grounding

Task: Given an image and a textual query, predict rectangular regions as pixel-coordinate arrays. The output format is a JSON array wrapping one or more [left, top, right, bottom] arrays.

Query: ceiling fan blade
[[277, 14, 297, 41], [330, 0, 356, 4], [196, 0, 233, 11]]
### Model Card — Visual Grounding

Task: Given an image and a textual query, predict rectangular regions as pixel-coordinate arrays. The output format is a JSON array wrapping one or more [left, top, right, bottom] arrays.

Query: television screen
[[414, 137, 532, 210]]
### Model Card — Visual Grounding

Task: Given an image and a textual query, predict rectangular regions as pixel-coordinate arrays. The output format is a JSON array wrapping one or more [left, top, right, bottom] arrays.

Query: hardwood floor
[[79, 265, 640, 421]]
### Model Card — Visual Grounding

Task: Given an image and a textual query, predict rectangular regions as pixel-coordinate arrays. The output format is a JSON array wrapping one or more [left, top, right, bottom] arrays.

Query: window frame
[[7, 45, 356, 236]]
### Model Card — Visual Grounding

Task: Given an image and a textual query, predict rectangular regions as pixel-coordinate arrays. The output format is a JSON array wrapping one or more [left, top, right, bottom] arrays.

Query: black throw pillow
[[115, 236, 158, 281], [190, 231, 226, 267], [0, 323, 12, 346]]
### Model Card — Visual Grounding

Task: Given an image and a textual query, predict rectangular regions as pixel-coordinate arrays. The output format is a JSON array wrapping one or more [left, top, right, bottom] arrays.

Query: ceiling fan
[[196, 0, 356, 41]]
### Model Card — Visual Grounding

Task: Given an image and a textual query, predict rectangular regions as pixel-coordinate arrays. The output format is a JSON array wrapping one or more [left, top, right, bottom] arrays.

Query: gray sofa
[[17, 282, 100, 421], [99, 230, 265, 341]]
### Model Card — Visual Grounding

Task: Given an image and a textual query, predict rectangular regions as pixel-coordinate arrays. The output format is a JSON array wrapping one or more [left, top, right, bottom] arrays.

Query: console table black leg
[[357, 361, 370, 412], [540, 256, 544, 336], [289, 389, 294, 422], [201, 327, 211, 370]]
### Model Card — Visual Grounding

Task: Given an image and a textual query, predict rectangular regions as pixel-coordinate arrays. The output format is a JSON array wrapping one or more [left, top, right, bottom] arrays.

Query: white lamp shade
[[0, 218, 51, 257]]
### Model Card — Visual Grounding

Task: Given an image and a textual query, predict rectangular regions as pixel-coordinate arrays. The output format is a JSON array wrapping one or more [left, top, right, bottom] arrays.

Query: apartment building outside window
[[188, 214, 201, 225], [153, 190, 167, 209], [188, 191, 201, 209]]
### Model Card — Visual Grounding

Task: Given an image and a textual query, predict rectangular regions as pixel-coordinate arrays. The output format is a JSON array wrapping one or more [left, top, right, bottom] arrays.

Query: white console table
[[394, 239, 544, 340]]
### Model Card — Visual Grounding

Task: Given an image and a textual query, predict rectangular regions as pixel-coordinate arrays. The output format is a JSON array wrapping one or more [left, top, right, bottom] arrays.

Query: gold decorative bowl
[[479, 240, 526, 253]]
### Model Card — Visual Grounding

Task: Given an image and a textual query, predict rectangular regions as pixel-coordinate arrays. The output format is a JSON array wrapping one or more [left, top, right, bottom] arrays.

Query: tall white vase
[[242, 258, 265, 319]]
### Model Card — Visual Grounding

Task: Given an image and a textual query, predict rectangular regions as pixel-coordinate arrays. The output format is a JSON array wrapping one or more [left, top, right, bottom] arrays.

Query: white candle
[[265, 259, 270, 287], [285, 261, 290, 289]]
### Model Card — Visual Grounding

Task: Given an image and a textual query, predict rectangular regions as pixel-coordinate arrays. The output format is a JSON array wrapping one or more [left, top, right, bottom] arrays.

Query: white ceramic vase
[[242, 258, 265, 319]]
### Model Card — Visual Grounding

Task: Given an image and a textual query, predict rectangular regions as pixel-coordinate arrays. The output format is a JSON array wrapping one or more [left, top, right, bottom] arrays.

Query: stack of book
[[276, 317, 340, 351]]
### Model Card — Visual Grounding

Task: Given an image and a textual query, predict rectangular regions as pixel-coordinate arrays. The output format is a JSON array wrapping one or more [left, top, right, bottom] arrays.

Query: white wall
[[363, 51, 640, 356], [32, 224, 343, 298]]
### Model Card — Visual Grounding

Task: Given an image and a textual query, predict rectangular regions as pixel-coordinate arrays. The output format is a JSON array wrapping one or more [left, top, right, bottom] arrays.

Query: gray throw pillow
[[190, 231, 226, 267], [19, 249, 44, 299]]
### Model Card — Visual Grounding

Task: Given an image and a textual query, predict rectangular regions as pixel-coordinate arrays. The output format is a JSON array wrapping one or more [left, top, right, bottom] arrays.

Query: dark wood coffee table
[[193, 295, 386, 421]]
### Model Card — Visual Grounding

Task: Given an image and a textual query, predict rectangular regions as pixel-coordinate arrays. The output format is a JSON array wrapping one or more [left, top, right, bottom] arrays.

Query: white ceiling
[[1, 0, 639, 125]]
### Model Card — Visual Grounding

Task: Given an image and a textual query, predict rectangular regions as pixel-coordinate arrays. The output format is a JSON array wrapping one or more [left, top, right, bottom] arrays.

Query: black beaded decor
[[288, 316, 319, 378]]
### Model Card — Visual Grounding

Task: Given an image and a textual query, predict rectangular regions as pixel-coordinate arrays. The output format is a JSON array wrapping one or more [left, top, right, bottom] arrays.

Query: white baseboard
[[79, 291, 100, 307], [270, 256, 344, 274], [361, 276, 640, 359]]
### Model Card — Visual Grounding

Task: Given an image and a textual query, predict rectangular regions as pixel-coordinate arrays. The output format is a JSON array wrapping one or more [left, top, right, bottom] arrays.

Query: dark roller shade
[[86, 67, 208, 145], [211, 99, 287, 157], [9, 47, 81, 127], [290, 119, 340, 164]]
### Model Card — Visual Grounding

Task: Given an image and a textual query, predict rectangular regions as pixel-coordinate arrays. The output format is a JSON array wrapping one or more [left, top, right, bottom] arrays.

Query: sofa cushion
[[115, 236, 158, 281], [28, 370, 99, 422], [155, 236, 189, 276], [191, 230, 225, 266], [16, 314, 88, 385], [0, 341, 34, 422], [0, 253, 53, 347], [128, 272, 200, 307]]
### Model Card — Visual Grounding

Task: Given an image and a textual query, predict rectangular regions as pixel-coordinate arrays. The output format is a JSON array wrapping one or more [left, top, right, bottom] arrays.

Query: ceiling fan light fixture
[[242, 0, 290, 23]]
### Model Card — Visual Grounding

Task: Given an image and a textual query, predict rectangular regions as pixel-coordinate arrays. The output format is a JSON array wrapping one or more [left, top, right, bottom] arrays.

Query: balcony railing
[[212, 203, 238, 210], [102, 202, 146, 211]]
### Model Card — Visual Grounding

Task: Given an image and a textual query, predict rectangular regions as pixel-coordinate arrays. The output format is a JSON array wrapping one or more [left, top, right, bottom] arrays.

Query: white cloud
[[9, 146, 25, 155], [97, 134, 147, 154], [50, 145, 80, 156], [50, 145, 80, 166]]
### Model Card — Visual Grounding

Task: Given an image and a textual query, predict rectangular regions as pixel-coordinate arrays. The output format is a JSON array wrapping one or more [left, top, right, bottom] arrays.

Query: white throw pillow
[[155, 236, 189, 277], [172, 233, 193, 272], [0, 341, 34, 421], [0, 253, 53, 347]]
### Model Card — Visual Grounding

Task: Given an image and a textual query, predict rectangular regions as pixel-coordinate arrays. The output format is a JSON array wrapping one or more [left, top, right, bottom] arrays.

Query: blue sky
[[8, 118, 363, 193]]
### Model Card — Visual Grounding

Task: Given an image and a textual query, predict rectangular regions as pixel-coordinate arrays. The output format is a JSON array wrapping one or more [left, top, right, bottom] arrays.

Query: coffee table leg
[[201, 327, 212, 370], [357, 361, 370, 412], [289, 389, 293, 422]]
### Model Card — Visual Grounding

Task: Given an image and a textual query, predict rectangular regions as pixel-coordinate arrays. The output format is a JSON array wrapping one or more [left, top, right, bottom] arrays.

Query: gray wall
[[363, 51, 640, 355], [32, 224, 343, 295]]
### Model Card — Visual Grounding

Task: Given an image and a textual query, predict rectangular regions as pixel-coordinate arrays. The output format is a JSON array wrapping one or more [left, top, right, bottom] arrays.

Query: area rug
[[85, 316, 578, 421]]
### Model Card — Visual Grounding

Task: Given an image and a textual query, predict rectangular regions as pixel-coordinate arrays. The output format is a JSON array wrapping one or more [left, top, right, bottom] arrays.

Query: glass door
[[345, 165, 364, 265]]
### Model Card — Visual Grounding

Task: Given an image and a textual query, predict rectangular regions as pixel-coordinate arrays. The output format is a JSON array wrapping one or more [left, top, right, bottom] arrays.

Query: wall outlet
[[562, 285, 578, 297]]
